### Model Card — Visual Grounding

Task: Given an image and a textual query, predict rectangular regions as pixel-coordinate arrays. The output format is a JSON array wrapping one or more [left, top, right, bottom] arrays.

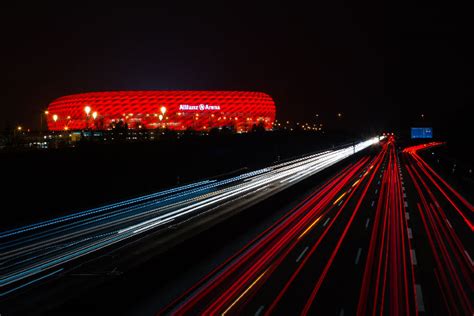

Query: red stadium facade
[[46, 91, 276, 132]]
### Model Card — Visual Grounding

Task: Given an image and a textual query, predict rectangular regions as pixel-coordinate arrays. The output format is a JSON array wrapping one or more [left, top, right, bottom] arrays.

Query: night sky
[[1, 3, 472, 141]]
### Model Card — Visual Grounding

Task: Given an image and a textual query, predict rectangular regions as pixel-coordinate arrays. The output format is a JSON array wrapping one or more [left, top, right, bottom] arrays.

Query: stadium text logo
[[179, 104, 221, 111]]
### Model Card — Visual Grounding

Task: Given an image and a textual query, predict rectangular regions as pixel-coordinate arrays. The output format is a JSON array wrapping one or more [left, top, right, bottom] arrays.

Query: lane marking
[[375, 189, 378, 194], [406, 212, 410, 220], [371, 200, 375, 207], [408, 228, 413, 239], [365, 218, 370, 230], [415, 284, 425, 312], [255, 305, 265, 316], [465, 250, 473, 267], [296, 246, 309, 262], [403, 193, 407, 198], [411, 249, 418, 265], [338, 200, 344, 206], [323, 217, 331, 227], [355, 248, 362, 265], [404, 201, 408, 208], [339, 308, 345, 316]]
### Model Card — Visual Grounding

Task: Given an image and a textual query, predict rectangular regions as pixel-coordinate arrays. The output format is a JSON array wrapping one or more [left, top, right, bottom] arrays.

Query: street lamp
[[92, 111, 98, 120], [337, 112, 342, 118], [53, 114, 58, 122], [40, 110, 49, 137], [160, 106, 167, 115], [84, 105, 91, 130]]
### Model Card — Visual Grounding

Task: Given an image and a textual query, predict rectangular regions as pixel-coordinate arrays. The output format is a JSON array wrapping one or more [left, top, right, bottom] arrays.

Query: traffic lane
[[302, 154, 388, 315], [403, 156, 473, 315], [165, 158, 371, 314], [251, 147, 386, 315], [406, 155, 473, 240], [157, 155, 375, 314]]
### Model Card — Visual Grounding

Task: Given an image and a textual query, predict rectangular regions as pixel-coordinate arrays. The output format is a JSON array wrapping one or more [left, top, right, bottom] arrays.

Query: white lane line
[[406, 212, 410, 220], [402, 180, 404, 185], [323, 217, 331, 227], [255, 305, 265, 316], [408, 228, 413, 239], [375, 189, 378, 194], [355, 248, 362, 265], [339, 308, 345, 316], [365, 218, 370, 230], [411, 249, 418, 265], [404, 201, 408, 208], [402, 186, 405, 192], [403, 193, 407, 198], [446, 219, 452, 228], [338, 200, 344, 206], [371, 200, 375, 207], [465, 250, 474, 267], [415, 284, 425, 312], [378, 180, 380, 185], [296, 246, 309, 262]]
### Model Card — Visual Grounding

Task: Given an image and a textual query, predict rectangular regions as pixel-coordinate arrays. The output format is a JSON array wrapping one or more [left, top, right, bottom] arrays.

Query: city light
[[92, 111, 98, 120], [53, 114, 58, 122], [84, 105, 91, 115]]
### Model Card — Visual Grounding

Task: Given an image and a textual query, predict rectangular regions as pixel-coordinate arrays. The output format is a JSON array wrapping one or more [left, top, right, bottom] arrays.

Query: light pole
[[40, 110, 49, 140], [84, 105, 91, 131], [160, 106, 167, 129]]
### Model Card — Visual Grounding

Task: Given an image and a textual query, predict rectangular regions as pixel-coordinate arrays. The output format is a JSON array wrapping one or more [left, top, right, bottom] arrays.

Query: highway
[[2, 136, 472, 315], [158, 138, 473, 315], [0, 137, 380, 300]]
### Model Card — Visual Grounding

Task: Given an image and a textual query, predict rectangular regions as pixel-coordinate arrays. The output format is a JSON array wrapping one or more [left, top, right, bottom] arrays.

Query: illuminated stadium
[[46, 91, 276, 131]]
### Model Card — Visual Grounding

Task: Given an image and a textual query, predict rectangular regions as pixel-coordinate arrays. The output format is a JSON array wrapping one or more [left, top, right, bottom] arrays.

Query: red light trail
[[403, 142, 473, 315]]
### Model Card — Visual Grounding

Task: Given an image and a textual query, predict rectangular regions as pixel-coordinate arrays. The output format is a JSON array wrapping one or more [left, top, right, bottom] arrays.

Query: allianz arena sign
[[179, 104, 221, 111]]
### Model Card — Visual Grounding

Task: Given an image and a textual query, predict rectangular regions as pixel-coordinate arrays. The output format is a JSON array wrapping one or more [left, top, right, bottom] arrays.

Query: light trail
[[403, 142, 473, 315], [162, 141, 384, 315], [0, 137, 381, 297]]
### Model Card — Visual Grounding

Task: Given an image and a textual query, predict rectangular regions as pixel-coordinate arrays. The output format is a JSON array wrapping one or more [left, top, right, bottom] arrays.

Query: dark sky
[[1, 3, 472, 139]]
